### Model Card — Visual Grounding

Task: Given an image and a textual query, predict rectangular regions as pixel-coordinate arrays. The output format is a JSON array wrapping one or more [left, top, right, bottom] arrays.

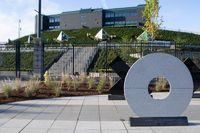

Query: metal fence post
[[15, 41, 20, 78], [73, 44, 75, 75], [106, 41, 108, 77], [140, 42, 143, 58], [175, 42, 177, 57]]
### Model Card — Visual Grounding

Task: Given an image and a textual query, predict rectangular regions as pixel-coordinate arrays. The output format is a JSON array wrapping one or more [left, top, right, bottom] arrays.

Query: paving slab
[[0, 119, 9, 126], [79, 105, 99, 121], [50, 120, 76, 129], [75, 129, 100, 133], [20, 128, 48, 133], [0, 95, 199, 133], [24, 120, 54, 129], [47, 129, 74, 133], [76, 121, 100, 130], [1, 119, 31, 128], [102, 129, 128, 133], [151, 127, 180, 133], [56, 105, 82, 121], [128, 129, 154, 133], [0, 127, 22, 133], [101, 121, 126, 130]]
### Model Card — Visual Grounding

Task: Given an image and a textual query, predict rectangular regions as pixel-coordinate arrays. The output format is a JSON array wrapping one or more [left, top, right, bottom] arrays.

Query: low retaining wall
[[0, 71, 33, 80]]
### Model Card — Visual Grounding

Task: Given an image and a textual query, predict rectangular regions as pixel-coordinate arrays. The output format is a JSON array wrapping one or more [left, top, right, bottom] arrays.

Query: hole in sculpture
[[148, 76, 170, 100]]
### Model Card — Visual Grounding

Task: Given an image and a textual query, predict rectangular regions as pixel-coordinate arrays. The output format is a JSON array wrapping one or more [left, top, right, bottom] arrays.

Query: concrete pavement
[[0, 95, 200, 133]]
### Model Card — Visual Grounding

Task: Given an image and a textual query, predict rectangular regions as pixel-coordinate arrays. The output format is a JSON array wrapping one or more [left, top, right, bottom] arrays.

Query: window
[[105, 21, 114, 25], [115, 21, 125, 25], [130, 12, 137, 16], [49, 17, 60, 23], [80, 15, 87, 26], [105, 12, 114, 18], [110, 13, 114, 17], [80, 15, 86, 19], [54, 17, 60, 22], [49, 26, 54, 29], [49, 18, 54, 23], [126, 20, 137, 25], [55, 26, 60, 29], [105, 13, 110, 18], [114, 12, 137, 17]]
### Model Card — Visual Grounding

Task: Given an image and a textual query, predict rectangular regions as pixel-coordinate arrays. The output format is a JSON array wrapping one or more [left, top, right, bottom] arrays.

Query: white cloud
[[100, 0, 108, 9], [0, 0, 61, 42]]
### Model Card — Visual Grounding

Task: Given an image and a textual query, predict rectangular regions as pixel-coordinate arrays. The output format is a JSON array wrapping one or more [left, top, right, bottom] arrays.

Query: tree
[[143, 0, 163, 40]]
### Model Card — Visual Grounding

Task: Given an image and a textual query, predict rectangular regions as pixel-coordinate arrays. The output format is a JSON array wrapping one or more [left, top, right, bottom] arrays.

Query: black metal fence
[[0, 42, 200, 80]]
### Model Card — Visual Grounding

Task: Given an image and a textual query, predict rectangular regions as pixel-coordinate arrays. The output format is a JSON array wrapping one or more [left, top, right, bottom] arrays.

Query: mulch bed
[[0, 82, 111, 104]]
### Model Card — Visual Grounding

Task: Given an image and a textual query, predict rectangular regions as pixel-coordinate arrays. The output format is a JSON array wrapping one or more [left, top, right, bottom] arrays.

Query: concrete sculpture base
[[193, 93, 200, 98], [108, 94, 125, 100], [130, 117, 189, 126]]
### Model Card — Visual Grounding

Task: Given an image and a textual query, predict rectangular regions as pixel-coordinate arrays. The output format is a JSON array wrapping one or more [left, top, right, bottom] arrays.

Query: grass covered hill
[[18, 27, 200, 45], [2, 27, 199, 72]]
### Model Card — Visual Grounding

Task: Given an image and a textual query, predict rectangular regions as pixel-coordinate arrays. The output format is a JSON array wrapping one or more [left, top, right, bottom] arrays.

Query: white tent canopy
[[57, 31, 70, 42], [95, 28, 110, 41]]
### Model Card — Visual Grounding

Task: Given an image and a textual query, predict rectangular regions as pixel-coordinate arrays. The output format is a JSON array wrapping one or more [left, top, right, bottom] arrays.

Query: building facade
[[35, 4, 145, 32]]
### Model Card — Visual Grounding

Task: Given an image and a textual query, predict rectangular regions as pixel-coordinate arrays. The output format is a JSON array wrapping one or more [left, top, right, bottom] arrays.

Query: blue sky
[[0, 0, 200, 42]]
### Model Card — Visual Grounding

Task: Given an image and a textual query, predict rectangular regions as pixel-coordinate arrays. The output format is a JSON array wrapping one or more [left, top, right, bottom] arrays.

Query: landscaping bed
[[0, 76, 112, 104]]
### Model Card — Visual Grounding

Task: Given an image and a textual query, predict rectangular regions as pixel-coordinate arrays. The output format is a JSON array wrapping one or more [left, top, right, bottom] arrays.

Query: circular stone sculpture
[[124, 53, 193, 117]]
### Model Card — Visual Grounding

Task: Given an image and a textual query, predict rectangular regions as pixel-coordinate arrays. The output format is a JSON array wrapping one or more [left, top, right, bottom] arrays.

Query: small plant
[[72, 77, 80, 91], [109, 77, 114, 89], [3, 84, 12, 98], [15, 78, 21, 91], [88, 78, 95, 89], [96, 77, 106, 94], [61, 73, 72, 90], [52, 81, 62, 97], [25, 78, 40, 97], [61, 73, 67, 84], [154, 77, 168, 92], [79, 75, 86, 84]]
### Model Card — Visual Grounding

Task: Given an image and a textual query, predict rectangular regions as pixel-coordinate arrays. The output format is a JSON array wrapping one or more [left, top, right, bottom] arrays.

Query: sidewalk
[[0, 95, 200, 133]]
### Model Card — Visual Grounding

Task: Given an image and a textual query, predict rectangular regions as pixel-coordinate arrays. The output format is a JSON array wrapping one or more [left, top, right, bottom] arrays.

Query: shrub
[[109, 77, 115, 89], [72, 77, 80, 91], [88, 78, 95, 89], [25, 78, 40, 97], [61, 73, 71, 85], [3, 84, 12, 98], [15, 78, 21, 91], [52, 81, 62, 97], [79, 75, 87, 84], [61, 74, 72, 91], [96, 77, 106, 94], [154, 78, 168, 92]]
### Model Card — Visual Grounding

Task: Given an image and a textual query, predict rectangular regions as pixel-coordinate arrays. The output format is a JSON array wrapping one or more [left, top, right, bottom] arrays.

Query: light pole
[[33, 0, 44, 80], [16, 19, 21, 79], [18, 19, 21, 39], [37, 0, 41, 38]]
